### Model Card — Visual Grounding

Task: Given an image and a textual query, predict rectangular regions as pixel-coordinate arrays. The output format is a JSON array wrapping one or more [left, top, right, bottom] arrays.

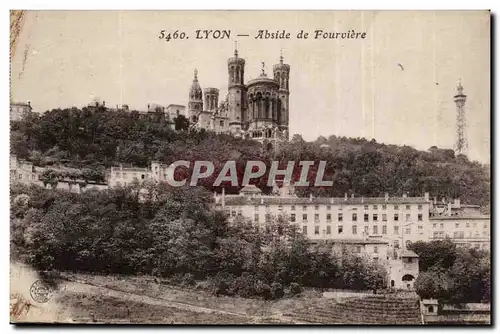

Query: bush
[[209, 272, 236, 296], [271, 282, 285, 299], [255, 282, 272, 300], [229, 273, 259, 298], [180, 273, 195, 288], [289, 282, 303, 296]]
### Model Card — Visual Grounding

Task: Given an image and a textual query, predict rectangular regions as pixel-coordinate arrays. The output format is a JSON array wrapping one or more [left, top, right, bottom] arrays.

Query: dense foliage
[[10, 106, 490, 210], [410, 240, 490, 303], [11, 183, 387, 299]]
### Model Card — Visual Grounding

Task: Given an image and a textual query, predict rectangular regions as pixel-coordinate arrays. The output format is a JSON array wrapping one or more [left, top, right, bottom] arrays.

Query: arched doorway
[[402, 274, 416, 290]]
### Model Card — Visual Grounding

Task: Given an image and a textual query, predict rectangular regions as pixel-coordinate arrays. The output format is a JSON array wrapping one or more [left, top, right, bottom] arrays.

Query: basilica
[[187, 48, 290, 142]]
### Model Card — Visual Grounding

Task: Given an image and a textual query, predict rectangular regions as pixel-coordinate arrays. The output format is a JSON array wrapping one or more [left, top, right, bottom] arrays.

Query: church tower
[[227, 45, 245, 134], [273, 52, 290, 132], [188, 69, 203, 123]]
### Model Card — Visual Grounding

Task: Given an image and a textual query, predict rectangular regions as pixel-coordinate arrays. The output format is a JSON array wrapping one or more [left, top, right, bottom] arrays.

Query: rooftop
[[223, 195, 429, 206]]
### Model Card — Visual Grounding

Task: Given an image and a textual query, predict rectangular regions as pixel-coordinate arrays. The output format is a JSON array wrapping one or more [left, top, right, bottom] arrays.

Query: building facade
[[10, 101, 32, 121], [429, 198, 490, 251], [214, 185, 490, 253], [108, 165, 152, 187], [188, 48, 290, 142], [216, 185, 431, 250]]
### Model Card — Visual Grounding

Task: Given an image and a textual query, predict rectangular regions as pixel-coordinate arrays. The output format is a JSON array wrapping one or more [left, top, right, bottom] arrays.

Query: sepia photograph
[[8, 10, 491, 325]]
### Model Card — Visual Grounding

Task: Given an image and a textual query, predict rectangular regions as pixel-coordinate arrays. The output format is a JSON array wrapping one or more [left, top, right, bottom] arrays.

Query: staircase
[[283, 294, 422, 325]]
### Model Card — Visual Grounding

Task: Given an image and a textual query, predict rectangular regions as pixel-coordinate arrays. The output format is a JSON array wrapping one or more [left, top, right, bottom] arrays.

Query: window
[[418, 225, 423, 231], [394, 213, 399, 221], [382, 204, 387, 210], [326, 226, 331, 234], [315, 205, 319, 210], [373, 205, 378, 210], [406, 205, 411, 210], [394, 240, 400, 249], [405, 227, 411, 235], [433, 223, 437, 228], [141, 174, 145, 180], [326, 205, 331, 210], [473, 223, 477, 228], [302, 214, 307, 222], [278, 205, 283, 211], [455, 223, 460, 228], [382, 225, 387, 234], [338, 206, 343, 211], [433, 231, 440, 238], [394, 226, 399, 235], [364, 213, 369, 222], [254, 214, 259, 222], [394, 205, 399, 210], [302, 226, 308, 235], [232, 210, 236, 217], [254, 205, 259, 211], [18, 174, 22, 180], [266, 205, 270, 211], [338, 213, 343, 222], [374, 246, 379, 253], [441, 223, 444, 228], [355, 246, 361, 253], [352, 225, 357, 235], [418, 214, 423, 221], [265, 214, 271, 222], [373, 225, 378, 234], [382, 214, 387, 222], [352, 213, 358, 221], [466, 223, 470, 228], [373, 214, 378, 222], [290, 214, 296, 222], [314, 214, 320, 223], [364, 205, 369, 210], [364, 226, 369, 233], [484, 223, 487, 229], [291, 205, 295, 211], [220, 120, 224, 127], [418, 204, 423, 210], [351, 207, 357, 211], [314, 226, 320, 235], [326, 213, 332, 223], [338, 225, 343, 234], [406, 214, 411, 222], [302, 205, 307, 211]]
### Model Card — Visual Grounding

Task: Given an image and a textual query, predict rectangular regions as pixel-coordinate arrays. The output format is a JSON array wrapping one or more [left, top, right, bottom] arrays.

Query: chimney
[[260, 198, 264, 205], [351, 193, 354, 199], [433, 197, 437, 204], [454, 198, 460, 208], [385, 193, 389, 202], [309, 193, 313, 202], [344, 193, 348, 201], [424, 192, 429, 201], [402, 193, 407, 199], [330, 198, 334, 204], [361, 196, 364, 203], [447, 202, 452, 216], [442, 197, 446, 204]]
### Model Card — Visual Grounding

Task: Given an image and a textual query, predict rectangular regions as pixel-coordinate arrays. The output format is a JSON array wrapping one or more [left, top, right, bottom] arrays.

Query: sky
[[10, 10, 490, 163]]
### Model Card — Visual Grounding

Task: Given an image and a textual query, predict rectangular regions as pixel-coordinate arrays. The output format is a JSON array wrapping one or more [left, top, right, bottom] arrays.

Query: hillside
[[10, 106, 490, 209]]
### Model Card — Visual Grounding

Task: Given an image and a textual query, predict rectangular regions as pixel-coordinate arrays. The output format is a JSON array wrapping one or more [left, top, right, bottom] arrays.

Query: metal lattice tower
[[454, 79, 468, 156]]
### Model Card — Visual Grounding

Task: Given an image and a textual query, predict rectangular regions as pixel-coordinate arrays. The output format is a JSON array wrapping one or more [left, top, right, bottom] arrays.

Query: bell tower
[[227, 43, 245, 134], [273, 50, 290, 132], [188, 69, 203, 123]]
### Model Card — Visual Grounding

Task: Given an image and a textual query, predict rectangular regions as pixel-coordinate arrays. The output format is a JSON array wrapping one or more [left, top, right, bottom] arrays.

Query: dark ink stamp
[[29, 280, 53, 303]]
